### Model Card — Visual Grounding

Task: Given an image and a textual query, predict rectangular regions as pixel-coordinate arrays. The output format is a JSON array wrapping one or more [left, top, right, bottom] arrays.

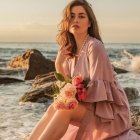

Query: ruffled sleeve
[[84, 38, 127, 122], [87, 39, 114, 81]]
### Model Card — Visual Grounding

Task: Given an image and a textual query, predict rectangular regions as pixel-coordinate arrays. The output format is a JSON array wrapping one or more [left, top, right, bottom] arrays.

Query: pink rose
[[65, 98, 78, 110], [76, 83, 84, 89], [82, 88, 87, 94], [64, 90, 76, 98], [60, 83, 76, 97], [78, 92, 87, 101], [53, 100, 65, 110], [72, 75, 83, 86], [77, 88, 83, 95]]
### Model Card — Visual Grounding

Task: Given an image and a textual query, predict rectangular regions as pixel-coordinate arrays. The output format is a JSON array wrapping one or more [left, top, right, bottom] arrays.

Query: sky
[[0, 0, 140, 43]]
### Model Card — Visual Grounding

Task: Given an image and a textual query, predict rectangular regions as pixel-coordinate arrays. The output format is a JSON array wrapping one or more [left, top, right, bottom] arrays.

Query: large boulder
[[8, 49, 34, 69], [25, 53, 55, 80], [8, 49, 55, 80]]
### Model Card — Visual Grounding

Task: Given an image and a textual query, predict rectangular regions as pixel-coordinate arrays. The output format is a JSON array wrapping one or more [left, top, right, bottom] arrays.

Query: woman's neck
[[74, 33, 89, 53]]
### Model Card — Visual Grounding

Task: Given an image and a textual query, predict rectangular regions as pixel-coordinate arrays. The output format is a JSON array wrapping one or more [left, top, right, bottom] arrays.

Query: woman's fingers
[[59, 47, 71, 56]]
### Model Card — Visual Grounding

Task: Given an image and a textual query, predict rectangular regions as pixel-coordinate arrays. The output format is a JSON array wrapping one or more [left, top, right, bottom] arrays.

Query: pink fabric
[[61, 37, 140, 140]]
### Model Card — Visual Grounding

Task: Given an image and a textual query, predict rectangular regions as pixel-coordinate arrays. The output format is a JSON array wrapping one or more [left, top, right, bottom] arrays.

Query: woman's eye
[[70, 15, 75, 19], [79, 16, 85, 19]]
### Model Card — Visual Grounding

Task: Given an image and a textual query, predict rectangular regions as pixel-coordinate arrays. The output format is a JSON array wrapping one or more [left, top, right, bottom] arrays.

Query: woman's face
[[69, 6, 90, 36]]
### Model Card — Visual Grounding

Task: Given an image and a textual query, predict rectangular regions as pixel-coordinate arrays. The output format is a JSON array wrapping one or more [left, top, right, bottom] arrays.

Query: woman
[[28, 0, 140, 139]]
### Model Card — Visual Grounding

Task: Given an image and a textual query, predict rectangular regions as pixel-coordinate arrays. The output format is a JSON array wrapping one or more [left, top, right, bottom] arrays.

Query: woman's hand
[[55, 46, 69, 76], [55, 47, 68, 65]]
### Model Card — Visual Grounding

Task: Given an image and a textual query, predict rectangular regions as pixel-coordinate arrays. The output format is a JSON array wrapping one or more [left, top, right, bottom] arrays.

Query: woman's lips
[[72, 25, 80, 29]]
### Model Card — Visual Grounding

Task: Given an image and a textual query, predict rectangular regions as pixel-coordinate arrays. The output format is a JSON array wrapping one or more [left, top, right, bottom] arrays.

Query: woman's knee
[[54, 103, 87, 121], [45, 103, 87, 122], [71, 103, 87, 122]]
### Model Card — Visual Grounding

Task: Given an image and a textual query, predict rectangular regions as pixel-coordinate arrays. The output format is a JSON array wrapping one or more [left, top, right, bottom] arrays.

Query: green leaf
[[54, 72, 65, 82], [82, 80, 89, 87], [51, 83, 60, 95], [55, 84, 60, 94], [65, 78, 72, 83]]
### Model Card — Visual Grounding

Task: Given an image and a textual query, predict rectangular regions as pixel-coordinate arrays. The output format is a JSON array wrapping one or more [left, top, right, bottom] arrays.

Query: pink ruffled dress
[[61, 37, 140, 140]]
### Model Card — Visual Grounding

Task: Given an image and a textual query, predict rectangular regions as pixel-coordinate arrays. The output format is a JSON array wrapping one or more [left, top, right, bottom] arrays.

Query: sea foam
[[130, 56, 140, 73]]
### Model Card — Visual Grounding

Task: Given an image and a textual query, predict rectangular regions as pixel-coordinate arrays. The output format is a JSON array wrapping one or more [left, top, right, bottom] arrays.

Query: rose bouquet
[[52, 72, 89, 110]]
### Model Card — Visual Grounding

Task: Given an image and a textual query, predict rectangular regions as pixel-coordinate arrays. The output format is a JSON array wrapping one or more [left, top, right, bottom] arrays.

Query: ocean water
[[0, 42, 140, 140]]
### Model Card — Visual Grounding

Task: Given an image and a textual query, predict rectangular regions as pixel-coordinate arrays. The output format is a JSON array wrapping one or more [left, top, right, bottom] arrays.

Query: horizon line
[[0, 41, 139, 44]]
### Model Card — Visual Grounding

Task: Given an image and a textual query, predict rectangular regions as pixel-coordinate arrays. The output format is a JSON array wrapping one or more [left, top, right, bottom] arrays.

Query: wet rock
[[131, 106, 140, 135], [19, 83, 54, 103], [124, 87, 139, 101], [20, 72, 57, 103], [32, 72, 56, 88], [8, 49, 55, 80], [0, 77, 23, 85], [8, 49, 42, 69], [25, 53, 55, 80], [133, 126, 140, 135], [113, 65, 129, 74]]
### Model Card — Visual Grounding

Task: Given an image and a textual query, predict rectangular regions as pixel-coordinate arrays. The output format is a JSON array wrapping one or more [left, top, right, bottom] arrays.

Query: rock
[[8, 52, 28, 69], [8, 49, 43, 69], [131, 106, 140, 126], [25, 53, 55, 80], [8, 49, 55, 80], [124, 87, 139, 101], [131, 106, 140, 135], [19, 83, 54, 103], [19, 72, 57, 103], [0, 77, 23, 85], [113, 65, 129, 74], [133, 126, 140, 135], [32, 72, 56, 88], [24, 134, 29, 140]]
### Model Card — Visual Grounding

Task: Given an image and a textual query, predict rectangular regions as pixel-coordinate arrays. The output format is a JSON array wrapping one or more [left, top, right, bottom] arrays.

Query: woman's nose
[[73, 16, 79, 23]]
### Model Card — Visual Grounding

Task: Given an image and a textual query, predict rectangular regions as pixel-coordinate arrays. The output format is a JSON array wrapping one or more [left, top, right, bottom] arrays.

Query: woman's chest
[[69, 52, 90, 80]]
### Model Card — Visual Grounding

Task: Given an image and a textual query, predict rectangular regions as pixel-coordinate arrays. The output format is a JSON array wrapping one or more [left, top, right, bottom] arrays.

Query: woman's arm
[[55, 52, 65, 73], [55, 48, 68, 78]]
